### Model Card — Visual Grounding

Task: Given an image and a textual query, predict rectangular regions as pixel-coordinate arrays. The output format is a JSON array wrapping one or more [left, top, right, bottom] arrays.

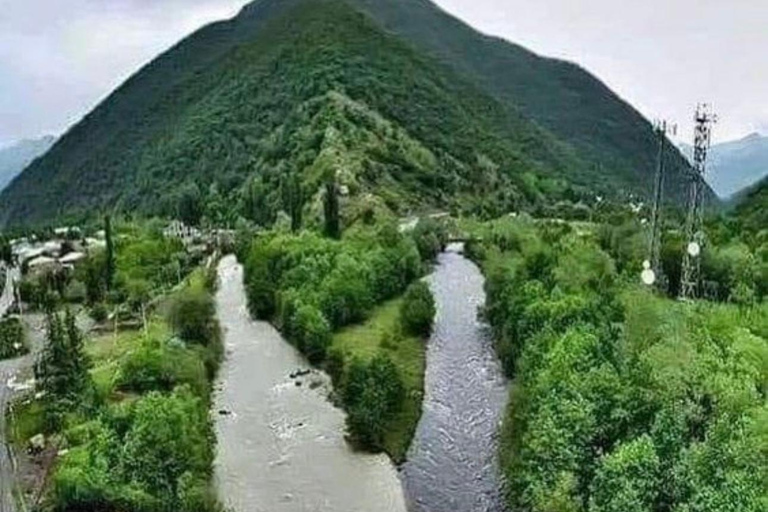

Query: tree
[[344, 354, 405, 451], [280, 171, 304, 233], [168, 285, 217, 346], [35, 309, 93, 430], [323, 174, 341, 239], [121, 388, 212, 501], [400, 281, 435, 337], [590, 436, 660, 512], [0, 236, 12, 265], [177, 183, 204, 226], [105, 215, 115, 292]]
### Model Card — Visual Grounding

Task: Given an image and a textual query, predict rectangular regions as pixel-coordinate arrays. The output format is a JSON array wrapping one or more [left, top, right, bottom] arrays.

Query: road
[[0, 266, 19, 317], [1, 266, 25, 512]]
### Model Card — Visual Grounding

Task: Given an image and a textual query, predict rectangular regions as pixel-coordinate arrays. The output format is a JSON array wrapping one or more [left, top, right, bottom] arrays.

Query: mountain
[[681, 132, 768, 198], [0, 0, 707, 227], [0, 136, 55, 192], [732, 175, 767, 235]]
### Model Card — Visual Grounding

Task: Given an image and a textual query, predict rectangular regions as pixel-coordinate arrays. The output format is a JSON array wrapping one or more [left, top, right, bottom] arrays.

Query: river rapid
[[213, 256, 407, 512], [401, 243, 509, 512]]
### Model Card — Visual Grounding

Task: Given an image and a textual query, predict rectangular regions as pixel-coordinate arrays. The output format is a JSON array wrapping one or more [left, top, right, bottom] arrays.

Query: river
[[213, 255, 407, 512], [401, 243, 509, 512]]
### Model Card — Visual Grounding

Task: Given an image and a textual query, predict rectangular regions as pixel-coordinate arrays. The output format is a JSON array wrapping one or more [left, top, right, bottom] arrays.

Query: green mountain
[[732, 175, 767, 235], [682, 132, 768, 198], [0, 0, 706, 227], [0, 136, 55, 192]]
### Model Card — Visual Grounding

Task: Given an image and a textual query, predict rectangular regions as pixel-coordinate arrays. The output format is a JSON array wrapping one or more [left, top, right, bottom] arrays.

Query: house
[[163, 220, 201, 246]]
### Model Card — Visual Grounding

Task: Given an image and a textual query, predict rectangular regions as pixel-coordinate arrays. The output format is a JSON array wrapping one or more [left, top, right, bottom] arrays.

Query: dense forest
[[0, 0, 710, 228], [466, 209, 767, 512]]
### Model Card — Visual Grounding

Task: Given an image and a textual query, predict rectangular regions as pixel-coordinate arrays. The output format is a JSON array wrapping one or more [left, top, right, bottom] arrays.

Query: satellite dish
[[641, 268, 656, 286], [687, 242, 701, 257]]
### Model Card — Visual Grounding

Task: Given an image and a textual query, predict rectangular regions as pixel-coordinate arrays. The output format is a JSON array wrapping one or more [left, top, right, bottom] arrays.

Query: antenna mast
[[644, 120, 673, 290], [679, 104, 715, 300]]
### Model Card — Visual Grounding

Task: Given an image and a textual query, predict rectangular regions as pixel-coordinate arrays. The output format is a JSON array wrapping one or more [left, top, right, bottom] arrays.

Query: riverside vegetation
[[466, 212, 768, 512], [242, 217, 439, 461], [8, 221, 224, 512]]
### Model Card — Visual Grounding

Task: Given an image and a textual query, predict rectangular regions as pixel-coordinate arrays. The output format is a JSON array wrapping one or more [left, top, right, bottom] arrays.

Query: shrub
[[64, 279, 88, 304], [292, 304, 332, 364], [400, 281, 435, 337], [168, 286, 217, 346], [116, 337, 208, 397], [0, 317, 27, 360], [343, 355, 405, 451]]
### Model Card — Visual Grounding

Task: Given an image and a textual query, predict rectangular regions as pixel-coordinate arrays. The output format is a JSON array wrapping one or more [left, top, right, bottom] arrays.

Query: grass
[[332, 298, 426, 463], [87, 320, 171, 399]]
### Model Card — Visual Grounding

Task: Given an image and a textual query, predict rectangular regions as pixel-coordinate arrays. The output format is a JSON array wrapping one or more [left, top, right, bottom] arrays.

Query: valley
[[0, 0, 766, 511]]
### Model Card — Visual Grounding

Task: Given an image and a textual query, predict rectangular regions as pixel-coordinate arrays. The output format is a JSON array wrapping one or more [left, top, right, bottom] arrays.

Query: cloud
[[1, 0, 766, 145], [0, 0, 249, 144]]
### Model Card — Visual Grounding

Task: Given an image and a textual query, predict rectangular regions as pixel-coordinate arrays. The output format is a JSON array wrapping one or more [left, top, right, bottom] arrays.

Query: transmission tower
[[643, 120, 674, 290], [679, 104, 715, 300]]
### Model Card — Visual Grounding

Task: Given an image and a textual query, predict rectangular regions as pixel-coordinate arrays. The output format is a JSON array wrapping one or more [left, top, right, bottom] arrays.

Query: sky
[[1, 0, 767, 148]]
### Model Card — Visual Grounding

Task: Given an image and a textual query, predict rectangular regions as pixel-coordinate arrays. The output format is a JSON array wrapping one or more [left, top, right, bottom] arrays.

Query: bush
[[400, 281, 435, 337], [292, 304, 332, 364], [89, 303, 108, 323], [116, 337, 208, 397], [168, 286, 217, 346], [0, 317, 27, 360], [343, 355, 405, 451], [63, 279, 88, 304]]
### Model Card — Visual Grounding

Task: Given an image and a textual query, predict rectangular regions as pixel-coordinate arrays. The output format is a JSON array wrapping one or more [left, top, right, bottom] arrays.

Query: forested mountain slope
[[0, 0, 708, 227], [0, 136, 55, 191], [733, 176, 768, 235]]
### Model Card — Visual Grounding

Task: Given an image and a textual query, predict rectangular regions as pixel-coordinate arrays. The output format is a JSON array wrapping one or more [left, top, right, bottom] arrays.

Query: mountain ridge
[[0, 0, 711, 227], [681, 132, 768, 198], [0, 135, 55, 192]]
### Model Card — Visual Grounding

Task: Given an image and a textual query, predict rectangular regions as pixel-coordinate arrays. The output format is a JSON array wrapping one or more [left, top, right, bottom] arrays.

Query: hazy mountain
[[681, 132, 768, 198], [0, 0, 709, 227], [0, 136, 55, 192]]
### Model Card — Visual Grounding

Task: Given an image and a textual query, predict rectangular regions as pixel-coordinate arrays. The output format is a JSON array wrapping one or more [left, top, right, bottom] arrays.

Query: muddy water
[[213, 255, 407, 512], [401, 244, 509, 512]]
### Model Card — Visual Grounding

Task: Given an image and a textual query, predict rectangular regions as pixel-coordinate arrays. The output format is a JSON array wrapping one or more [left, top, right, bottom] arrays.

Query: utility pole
[[679, 105, 715, 301]]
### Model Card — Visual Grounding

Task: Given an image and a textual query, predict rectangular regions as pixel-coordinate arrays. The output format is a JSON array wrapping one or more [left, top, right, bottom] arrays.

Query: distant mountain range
[[0, 0, 709, 227], [681, 132, 768, 198], [0, 136, 55, 192]]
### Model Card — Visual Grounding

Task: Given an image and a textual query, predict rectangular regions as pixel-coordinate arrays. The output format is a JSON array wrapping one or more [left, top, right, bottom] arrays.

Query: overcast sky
[[1, 0, 766, 148]]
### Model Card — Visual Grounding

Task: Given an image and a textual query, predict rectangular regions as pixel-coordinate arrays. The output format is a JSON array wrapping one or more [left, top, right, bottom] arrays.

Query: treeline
[[243, 220, 438, 451], [468, 217, 768, 512], [34, 267, 223, 511]]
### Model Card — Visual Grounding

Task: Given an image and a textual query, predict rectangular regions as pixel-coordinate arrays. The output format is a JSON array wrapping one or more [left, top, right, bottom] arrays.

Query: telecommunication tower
[[679, 105, 715, 300], [643, 121, 675, 289]]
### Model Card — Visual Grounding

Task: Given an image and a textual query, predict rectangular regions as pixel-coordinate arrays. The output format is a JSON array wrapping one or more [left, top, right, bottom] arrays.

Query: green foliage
[[471, 217, 768, 512], [116, 336, 208, 397], [0, 316, 27, 360], [343, 354, 405, 450], [412, 218, 449, 262], [168, 281, 218, 346], [34, 309, 94, 431], [0, 0, 675, 229], [51, 387, 217, 512], [243, 226, 422, 360], [400, 281, 435, 337]]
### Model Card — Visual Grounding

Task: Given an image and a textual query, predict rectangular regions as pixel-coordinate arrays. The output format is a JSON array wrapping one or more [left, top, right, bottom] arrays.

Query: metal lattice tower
[[679, 105, 715, 300], [647, 121, 673, 290]]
